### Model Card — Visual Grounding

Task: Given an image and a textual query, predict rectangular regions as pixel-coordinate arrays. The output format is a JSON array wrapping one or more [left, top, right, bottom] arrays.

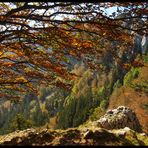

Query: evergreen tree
[[8, 113, 33, 132]]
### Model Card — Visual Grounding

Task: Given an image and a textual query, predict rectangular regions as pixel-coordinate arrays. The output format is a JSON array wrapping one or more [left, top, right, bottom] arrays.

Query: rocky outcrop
[[96, 106, 142, 132], [0, 106, 146, 146], [0, 127, 147, 146]]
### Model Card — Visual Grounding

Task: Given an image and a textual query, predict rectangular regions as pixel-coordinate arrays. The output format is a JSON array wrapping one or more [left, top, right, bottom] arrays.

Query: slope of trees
[[0, 2, 147, 100], [0, 54, 147, 133]]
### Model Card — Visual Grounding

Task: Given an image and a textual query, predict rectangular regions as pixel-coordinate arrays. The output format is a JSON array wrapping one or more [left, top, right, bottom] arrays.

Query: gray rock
[[140, 133, 147, 136], [123, 127, 131, 132], [116, 130, 126, 137], [97, 106, 142, 132]]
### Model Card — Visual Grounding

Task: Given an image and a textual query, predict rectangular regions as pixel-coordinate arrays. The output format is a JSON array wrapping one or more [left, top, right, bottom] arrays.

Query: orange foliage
[[0, 2, 147, 99]]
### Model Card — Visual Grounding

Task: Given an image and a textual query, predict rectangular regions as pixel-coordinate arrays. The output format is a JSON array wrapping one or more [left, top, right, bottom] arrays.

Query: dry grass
[[48, 117, 57, 129]]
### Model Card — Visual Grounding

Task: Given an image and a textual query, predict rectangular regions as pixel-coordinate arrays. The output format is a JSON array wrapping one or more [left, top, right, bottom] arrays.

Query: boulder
[[97, 106, 142, 132]]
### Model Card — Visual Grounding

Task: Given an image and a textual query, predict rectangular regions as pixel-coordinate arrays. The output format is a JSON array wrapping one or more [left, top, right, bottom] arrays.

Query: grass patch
[[89, 107, 105, 121], [137, 134, 148, 145], [123, 67, 140, 86], [143, 55, 148, 63], [130, 80, 148, 93]]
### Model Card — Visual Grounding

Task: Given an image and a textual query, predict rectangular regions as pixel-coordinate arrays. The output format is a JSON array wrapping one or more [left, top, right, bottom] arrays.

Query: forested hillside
[[0, 2, 147, 146], [0, 54, 147, 134]]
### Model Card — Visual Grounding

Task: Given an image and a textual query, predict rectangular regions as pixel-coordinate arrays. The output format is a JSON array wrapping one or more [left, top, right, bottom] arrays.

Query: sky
[[105, 7, 117, 16], [27, 5, 118, 27], [1, 3, 118, 30]]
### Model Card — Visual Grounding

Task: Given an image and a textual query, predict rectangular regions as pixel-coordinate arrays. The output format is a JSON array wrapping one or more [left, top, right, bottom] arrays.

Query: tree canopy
[[0, 2, 147, 100]]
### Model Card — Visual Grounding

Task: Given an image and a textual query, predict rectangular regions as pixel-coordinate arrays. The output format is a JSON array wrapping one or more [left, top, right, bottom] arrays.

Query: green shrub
[[123, 67, 140, 85], [143, 55, 148, 63], [89, 107, 105, 121], [113, 80, 122, 90], [100, 99, 108, 109], [9, 113, 33, 132]]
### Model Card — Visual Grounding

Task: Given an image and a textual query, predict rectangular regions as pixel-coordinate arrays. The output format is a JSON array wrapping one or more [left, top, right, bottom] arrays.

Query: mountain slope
[[108, 62, 148, 133]]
